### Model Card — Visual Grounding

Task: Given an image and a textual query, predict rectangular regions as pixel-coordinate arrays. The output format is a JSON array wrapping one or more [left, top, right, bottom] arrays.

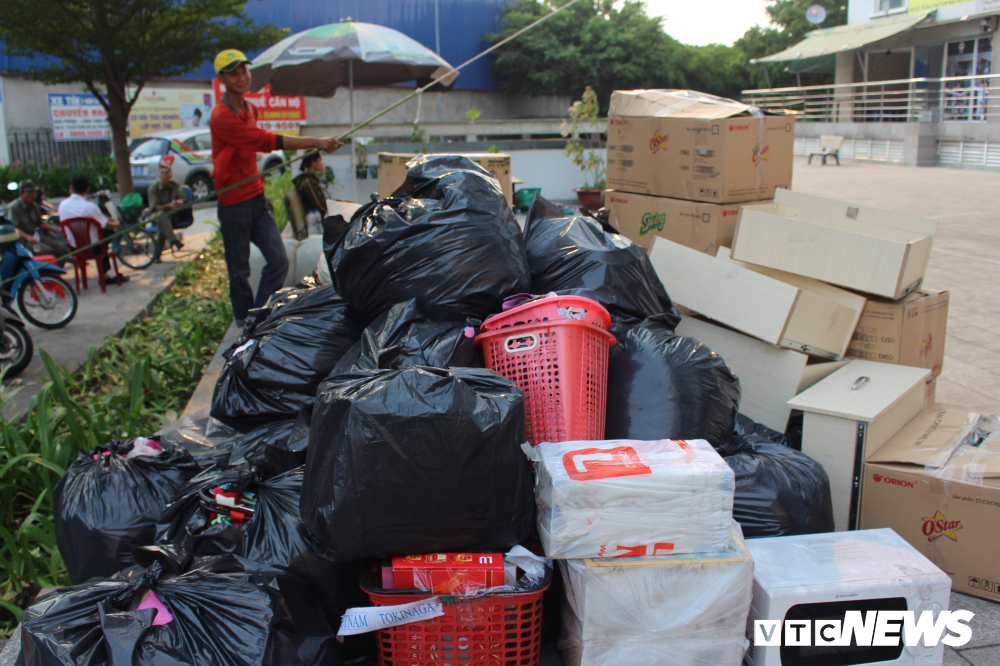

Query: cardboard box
[[675, 316, 847, 432], [861, 406, 999, 603], [377, 152, 513, 205], [744, 529, 951, 666], [649, 238, 866, 360], [605, 90, 794, 204], [846, 289, 949, 379], [604, 190, 766, 255], [389, 553, 507, 594], [732, 190, 937, 300], [787, 360, 932, 531]]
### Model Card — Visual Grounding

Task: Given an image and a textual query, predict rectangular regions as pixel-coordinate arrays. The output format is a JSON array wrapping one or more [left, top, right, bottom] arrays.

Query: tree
[[0, 1, 285, 194], [485, 0, 688, 111], [735, 0, 847, 89]]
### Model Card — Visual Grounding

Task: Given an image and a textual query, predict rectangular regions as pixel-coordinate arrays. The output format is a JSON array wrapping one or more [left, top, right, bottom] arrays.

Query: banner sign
[[129, 88, 214, 138], [213, 81, 306, 134], [338, 598, 445, 635], [909, 0, 973, 12], [48, 93, 111, 141]]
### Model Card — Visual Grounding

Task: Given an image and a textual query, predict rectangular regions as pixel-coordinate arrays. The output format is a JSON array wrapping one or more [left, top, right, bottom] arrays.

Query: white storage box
[[744, 528, 952, 666], [560, 524, 753, 666], [732, 189, 937, 299], [787, 360, 931, 532], [649, 237, 866, 360], [525, 439, 734, 559]]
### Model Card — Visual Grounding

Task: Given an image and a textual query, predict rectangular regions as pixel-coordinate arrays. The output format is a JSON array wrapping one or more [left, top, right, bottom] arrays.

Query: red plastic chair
[[59, 217, 121, 293]]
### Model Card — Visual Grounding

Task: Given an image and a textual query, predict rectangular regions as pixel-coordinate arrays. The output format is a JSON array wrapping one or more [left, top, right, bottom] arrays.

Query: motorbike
[[0, 288, 32, 378], [94, 180, 158, 270], [0, 222, 78, 329]]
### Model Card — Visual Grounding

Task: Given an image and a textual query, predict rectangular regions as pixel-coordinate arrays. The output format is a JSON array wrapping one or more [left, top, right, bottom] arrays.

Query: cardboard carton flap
[[867, 405, 984, 467], [609, 89, 757, 120]]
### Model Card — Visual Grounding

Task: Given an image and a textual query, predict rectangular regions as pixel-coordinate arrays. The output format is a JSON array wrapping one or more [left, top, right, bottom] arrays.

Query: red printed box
[[390, 553, 507, 594]]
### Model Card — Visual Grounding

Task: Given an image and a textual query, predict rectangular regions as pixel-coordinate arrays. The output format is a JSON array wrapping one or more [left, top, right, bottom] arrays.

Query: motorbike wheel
[[0, 321, 33, 378], [17, 276, 78, 329], [116, 227, 157, 270]]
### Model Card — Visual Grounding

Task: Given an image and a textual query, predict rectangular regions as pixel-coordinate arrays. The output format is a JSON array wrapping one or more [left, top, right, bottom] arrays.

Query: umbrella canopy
[[248, 21, 458, 98]]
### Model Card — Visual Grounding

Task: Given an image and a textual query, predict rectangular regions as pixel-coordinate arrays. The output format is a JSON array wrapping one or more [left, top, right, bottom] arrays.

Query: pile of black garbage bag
[[34, 157, 837, 665]]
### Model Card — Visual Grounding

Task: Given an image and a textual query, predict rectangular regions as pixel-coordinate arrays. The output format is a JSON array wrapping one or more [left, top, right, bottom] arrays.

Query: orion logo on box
[[649, 130, 669, 153], [730, 124, 750, 131], [755, 611, 974, 648], [922, 510, 963, 542], [722, 209, 738, 217], [639, 211, 666, 236], [871, 473, 916, 489]]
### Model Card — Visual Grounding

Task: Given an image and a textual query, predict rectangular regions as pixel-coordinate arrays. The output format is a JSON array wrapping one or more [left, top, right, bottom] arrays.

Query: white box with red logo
[[605, 89, 794, 204], [523, 439, 734, 559], [744, 528, 951, 666], [560, 523, 753, 666], [861, 406, 1000, 603]]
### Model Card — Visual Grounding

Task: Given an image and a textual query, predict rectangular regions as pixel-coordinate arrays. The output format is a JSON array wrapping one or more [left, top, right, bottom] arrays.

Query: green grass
[[0, 236, 232, 635]]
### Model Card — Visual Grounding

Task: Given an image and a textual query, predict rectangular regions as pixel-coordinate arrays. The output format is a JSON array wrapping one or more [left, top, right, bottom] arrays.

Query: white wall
[[848, 0, 983, 25]]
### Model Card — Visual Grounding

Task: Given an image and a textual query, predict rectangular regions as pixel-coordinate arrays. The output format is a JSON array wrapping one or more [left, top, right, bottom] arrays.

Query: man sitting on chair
[[58, 175, 126, 284], [146, 155, 186, 261]]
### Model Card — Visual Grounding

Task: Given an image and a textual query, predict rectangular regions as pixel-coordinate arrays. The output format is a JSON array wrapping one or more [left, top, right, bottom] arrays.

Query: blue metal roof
[[1, 0, 508, 91]]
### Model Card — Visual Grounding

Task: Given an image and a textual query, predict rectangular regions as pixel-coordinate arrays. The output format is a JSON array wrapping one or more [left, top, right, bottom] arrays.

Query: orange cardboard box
[[846, 289, 949, 379], [605, 90, 794, 204], [861, 405, 1000, 603]]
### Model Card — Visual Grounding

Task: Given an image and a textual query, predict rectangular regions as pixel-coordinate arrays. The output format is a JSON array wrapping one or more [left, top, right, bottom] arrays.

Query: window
[[130, 138, 169, 158], [183, 133, 212, 151], [876, 0, 906, 11], [943, 37, 993, 121]]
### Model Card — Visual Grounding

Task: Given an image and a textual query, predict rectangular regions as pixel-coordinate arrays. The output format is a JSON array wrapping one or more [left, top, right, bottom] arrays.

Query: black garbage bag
[[135, 457, 351, 626], [156, 407, 241, 468], [211, 284, 370, 432], [227, 412, 311, 468], [332, 299, 482, 375], [53, 437, 201, 585], [20, 559, 341, 666], [303, 366, 534, 562], [733, 412, 792, 447], [331, 156, 530, 320], [605, 314, 740, 447], [718, 432, 835, 538], [523, 195, 680, 325]]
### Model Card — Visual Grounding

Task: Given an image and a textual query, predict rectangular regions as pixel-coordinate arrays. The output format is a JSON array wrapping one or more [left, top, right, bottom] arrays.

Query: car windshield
[[131, 138, 170, 159]]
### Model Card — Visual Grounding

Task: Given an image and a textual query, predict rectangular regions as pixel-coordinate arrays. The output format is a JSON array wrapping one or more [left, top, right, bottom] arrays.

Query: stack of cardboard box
[[647, 184, 996, 603], [603, 89, 794, 256]]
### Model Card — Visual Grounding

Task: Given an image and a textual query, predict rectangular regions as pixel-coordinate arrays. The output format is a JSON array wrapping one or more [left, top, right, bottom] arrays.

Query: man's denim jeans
[[217, 194, 289, 321]]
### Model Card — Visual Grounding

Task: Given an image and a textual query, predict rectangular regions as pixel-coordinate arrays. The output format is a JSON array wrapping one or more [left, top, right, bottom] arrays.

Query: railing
[[7, 130, 111, 168], [742, 73, 1000, 123]]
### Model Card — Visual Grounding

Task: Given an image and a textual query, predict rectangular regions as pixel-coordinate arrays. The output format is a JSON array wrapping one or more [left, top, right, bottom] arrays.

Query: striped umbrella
[[248, 21, 458, 100]]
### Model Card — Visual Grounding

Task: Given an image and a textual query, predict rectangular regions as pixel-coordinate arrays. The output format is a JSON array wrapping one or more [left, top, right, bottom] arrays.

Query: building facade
[[744, 0, 1000, 168]]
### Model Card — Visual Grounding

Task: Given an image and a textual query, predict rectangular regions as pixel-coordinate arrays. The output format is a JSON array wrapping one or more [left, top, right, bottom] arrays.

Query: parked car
[[129, 128, 285, 201]]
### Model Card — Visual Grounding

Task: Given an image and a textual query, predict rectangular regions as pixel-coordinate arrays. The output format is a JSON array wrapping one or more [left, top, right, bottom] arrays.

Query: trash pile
[[30, 132, 981, 666]]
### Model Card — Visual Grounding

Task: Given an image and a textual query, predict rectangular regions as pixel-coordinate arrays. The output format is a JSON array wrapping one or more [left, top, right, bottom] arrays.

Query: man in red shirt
[[210, 49, 344, 326]]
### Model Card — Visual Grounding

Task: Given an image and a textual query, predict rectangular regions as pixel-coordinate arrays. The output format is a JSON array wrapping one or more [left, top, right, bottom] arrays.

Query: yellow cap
[[214, 49, 251, 74]]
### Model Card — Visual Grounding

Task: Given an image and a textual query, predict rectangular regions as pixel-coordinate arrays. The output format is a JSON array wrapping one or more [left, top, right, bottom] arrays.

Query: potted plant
[[562, 86, 606, 210], [355, 140, 368, 179]]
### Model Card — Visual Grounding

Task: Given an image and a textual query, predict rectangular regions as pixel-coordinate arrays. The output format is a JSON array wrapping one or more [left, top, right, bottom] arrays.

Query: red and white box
[[388, 553, 510, 595], [524, 439, 735, 559]]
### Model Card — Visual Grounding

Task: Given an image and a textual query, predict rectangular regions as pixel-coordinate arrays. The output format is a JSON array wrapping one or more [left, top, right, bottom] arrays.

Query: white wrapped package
[[524, 439, 734, 558], [560, 523, 753, 666]]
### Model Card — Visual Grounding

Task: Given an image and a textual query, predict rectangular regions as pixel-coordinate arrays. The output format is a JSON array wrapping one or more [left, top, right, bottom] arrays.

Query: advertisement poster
[[212, 81, 306, 134], [909, 0, 974, 12], [48, 93, 112, 141], [128, 88, 214, 138]]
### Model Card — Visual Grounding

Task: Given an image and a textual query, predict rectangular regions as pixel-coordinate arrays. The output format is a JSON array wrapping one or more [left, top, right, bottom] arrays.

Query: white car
[[129, 128, 285, 201]]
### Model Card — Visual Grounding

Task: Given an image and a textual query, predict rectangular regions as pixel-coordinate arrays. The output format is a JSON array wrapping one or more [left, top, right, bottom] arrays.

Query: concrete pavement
[[1, 207, 218, 419]]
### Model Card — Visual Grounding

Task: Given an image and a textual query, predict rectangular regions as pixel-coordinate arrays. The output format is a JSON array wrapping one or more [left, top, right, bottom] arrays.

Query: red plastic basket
[[476, 299, 615, 445], [363, 580, 549, 666], [481, 295, 611, 333]]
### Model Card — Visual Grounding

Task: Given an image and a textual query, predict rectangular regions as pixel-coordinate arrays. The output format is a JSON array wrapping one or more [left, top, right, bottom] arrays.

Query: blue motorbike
[[0, 222, 78, 329]]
